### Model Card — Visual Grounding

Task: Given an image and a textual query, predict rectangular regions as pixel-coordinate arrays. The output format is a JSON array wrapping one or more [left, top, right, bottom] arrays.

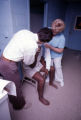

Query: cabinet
[[0, 91, 11, 120]]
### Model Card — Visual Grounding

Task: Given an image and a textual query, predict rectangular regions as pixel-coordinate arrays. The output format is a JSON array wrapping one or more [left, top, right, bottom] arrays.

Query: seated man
[[23, 47, 50, 105]]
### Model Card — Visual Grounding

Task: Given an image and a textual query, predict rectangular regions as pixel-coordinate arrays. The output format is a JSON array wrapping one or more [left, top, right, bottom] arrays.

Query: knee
[[38, 77, 45, 85]]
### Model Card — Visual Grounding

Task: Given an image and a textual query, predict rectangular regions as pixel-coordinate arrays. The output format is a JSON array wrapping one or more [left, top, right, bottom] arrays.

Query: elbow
[[58, 49, 64, 53]]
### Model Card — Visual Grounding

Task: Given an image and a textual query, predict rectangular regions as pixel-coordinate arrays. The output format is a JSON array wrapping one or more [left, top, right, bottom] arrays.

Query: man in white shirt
[[0, 27, 53, 110]]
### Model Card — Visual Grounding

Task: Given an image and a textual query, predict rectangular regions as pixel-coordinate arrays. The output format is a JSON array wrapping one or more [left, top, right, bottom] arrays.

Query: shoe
[[60, 81, 64, 87]]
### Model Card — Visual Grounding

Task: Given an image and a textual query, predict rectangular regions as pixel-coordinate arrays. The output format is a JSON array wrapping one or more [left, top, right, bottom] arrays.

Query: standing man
[[0, 27, 53, 110], [45, 19, 65, 87]]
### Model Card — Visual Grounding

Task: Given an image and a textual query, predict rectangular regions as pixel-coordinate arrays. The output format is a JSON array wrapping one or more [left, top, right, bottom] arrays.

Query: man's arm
[[29, 47, 41, 68], [44, 43, 64, 53], [40, 66, 48, 75], [29, 52, 38, 68]]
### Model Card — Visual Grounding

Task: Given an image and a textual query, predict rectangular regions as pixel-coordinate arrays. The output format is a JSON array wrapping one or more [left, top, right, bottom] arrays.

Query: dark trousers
[[0, 57, 25, 110]]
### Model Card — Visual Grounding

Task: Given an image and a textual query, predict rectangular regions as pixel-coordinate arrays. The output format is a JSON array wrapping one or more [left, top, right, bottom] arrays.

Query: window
[[74, 16, 81, 30]]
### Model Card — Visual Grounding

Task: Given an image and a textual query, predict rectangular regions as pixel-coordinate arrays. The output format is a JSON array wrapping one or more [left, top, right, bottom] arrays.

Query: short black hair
[[37, 27, 53, 42]]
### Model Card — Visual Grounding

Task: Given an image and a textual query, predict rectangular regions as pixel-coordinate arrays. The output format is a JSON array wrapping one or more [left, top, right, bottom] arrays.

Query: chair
[[22, 76, 38, 89]]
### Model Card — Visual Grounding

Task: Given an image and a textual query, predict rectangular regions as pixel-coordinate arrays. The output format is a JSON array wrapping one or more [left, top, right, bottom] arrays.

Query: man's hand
[[40, 66, 48, 75], [44, 68, 48, 75], [40, 56, 46, 67]]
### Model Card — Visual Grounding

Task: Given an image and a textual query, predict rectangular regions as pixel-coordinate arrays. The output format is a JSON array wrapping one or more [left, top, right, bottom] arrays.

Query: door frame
[[43, 2, 48, 27]]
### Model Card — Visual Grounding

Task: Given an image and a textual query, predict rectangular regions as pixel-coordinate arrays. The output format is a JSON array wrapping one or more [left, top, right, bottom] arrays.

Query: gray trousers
[[0, 57, 25, 110]]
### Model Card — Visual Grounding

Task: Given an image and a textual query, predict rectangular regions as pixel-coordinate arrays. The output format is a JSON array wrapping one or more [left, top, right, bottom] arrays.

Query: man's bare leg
[[49, 66, 58, 89], [33, 72, 50, 105]]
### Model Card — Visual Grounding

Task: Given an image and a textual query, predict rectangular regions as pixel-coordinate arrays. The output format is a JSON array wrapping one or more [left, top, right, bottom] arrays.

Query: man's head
[[52, 19, 65, 35], [37, 27, 53, 43]]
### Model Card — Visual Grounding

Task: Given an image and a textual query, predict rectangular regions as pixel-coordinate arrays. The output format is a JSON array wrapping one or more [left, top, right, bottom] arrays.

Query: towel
[[0, 79, 16, 99]]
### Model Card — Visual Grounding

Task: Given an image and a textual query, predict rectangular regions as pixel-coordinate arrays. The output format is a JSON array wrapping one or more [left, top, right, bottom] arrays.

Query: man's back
[[3, 29, 38, 63]]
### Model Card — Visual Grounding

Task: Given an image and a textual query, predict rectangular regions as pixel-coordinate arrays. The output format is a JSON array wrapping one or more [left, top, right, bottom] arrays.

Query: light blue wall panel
[[0, 0, 13, 55], [0, 0, 30, 55], [47, 0, 67, 27], [10, 0, 30, 33]]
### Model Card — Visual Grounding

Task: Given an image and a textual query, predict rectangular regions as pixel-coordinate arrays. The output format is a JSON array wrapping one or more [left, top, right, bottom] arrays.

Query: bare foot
[[39, 97, 50, 105], [49, 83, 58, 89]]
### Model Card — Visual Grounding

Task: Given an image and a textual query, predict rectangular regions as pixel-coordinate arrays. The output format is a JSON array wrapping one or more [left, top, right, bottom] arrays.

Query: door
[[30, 0, 48, 32]]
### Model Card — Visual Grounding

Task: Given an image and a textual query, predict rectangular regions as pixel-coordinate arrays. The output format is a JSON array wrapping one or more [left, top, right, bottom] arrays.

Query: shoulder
[[48, 37, 54, 44], [59, 33, 65, 41]]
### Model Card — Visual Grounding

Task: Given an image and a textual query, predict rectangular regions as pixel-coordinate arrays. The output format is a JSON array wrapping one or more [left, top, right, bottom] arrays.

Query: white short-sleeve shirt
[[3, 29, 38, 65]]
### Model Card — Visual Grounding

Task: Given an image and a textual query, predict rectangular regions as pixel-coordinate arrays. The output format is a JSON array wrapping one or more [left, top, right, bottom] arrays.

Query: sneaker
[[60, 81, 64, 87]]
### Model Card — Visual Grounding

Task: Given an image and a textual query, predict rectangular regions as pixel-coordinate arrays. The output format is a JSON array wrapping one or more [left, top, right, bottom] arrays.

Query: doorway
[[30, 0, 48, 32]]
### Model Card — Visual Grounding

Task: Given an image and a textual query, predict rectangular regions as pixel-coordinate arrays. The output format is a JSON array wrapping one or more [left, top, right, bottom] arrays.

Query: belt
[[2, 56, 15, 62]]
